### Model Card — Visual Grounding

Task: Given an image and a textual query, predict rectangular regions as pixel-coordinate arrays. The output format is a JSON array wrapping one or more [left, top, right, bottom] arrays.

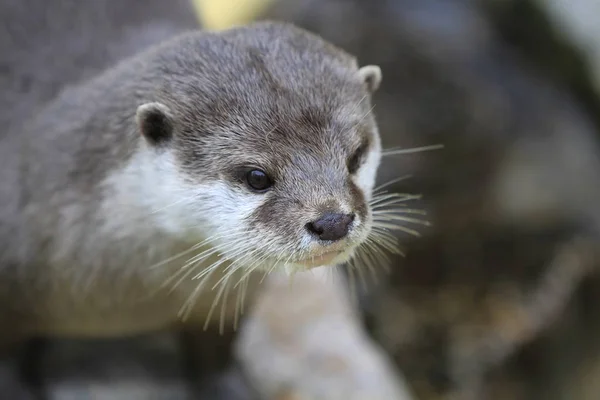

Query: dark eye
[[245, 169, 273, 192], [348, 143, 368, 174]]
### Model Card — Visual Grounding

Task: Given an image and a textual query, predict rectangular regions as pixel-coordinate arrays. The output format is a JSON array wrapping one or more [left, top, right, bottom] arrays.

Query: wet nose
[[306, 212, 355, 241]]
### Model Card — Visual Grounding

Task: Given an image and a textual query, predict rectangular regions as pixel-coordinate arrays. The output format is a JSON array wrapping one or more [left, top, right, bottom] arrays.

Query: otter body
[[0, 19, 384, 342], [0, 0, 200, 340]]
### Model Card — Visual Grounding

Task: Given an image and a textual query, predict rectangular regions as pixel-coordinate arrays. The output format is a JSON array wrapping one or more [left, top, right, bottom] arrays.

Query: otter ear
[[358, 65, 382, 93], [136, 102, 174, 146]]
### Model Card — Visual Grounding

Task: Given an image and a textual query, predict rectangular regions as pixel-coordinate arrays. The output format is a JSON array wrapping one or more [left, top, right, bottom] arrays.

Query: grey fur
[[0, 19, 382, 340], [0, 0, 201, 341]]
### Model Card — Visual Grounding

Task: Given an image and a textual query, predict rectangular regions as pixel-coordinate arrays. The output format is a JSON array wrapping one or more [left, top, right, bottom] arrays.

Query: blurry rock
[[481, 0, 600, 133], [40, 333, 191, 400], [0, 353, 36, 400], [531, 0, 600, 97], [35, 330, 257, 400]]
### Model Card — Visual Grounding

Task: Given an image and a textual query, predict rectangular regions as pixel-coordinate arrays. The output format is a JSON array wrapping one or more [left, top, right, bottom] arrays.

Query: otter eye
[[245, 169, 272, 192], [348, 142, 368, 174]]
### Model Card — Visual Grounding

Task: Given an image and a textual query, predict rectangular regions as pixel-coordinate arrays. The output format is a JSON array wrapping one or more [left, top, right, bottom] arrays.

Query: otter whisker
[[233, 256, 266, 289], [346, 262, 359, 306], [187, 235, 283, 330], [191, 241, 255, 281], [150, 229, 246, 271], [373, 213, 431, 226], [371, 202, 424, 213], [233, 273, 246, 331], [202, 271, 231, 330], [368, 238, 404, 258], [344, 103, 376, 136], [373, 221, 422, 237], [178, 239, 255, 323], [363, 237, 392, 273], [369, 194, 422, 207], [255, 245, 298, 284], [178, 266, 218, 321], [369, 225, 402, 244], [167, 251, 224, 293], [211, 246, 265, 290], [243, 247, 288, 286], [370, 194, 423, 206], [355, 244, 379, 285], [233, 242, 295, 288], [370, 192, 414, 202], [325, 264, 341, 284], [260, 257, 283, 284], [369, 229, 405, 256], [343, 227, 405, 297], [381, 143, 444, 157], [148, 241, 208, 271], [180, 247, 221, 272], [167, 237, 249, 294], [219, 277, 233, 335], [370, 237, 397, 265], [192, 243, 283, 330], [372, 207, 427, 215], [351, 254, 369, 291], [233, 249, 275, 315], [369, 196, 421, 209], [230, 245, 297, 320], [173, 246, 254, 318], [219, 238, 287, 285], [149, 193, 203, 215], [373, 175, 413, 194], [240, 275, 249, 316], [203, 247, 270, 332], [157, 245, 225, 293], [348, 94, 368, 118], [182, 231, 250, 267], [164, 257, 208, 294]]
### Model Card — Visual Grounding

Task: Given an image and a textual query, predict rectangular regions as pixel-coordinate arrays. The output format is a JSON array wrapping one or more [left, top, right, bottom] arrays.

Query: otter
[[0, 3, 420, 397], [0, 20, 387, 339]]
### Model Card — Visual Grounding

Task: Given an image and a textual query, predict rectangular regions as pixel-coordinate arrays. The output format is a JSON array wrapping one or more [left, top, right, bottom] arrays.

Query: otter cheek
[[356, 147, 381, 200], [347, 180, 369, 227], [193, 181, 264, 240], [247, 195, 304, 252]]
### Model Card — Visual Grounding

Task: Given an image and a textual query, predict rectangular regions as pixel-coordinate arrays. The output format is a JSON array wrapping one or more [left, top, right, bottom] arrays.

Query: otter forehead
[[150, 22, 371, 157], [174, 94, 376, 177]]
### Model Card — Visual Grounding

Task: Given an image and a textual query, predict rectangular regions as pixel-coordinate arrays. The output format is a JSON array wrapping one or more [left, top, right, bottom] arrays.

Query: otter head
[[134, 23, 385, 273]]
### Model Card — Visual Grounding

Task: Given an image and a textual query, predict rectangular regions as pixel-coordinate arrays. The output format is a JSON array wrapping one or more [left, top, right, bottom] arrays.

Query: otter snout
[[306, 212, 355, 241]]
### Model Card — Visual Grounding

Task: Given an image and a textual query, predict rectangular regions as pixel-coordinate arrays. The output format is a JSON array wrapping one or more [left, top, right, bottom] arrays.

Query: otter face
[[134, 25, 387, 273]]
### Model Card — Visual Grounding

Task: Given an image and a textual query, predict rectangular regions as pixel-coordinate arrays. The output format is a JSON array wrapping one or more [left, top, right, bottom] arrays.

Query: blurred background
[[5, 0, 600, 399]]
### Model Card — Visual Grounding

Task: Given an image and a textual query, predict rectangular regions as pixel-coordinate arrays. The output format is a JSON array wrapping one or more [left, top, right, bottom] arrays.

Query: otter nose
[[306, 212, 355, 241]]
